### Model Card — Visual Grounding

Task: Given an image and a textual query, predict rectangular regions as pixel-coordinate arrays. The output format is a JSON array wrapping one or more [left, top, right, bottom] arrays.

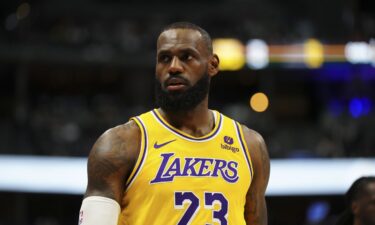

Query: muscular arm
[[85, 120, 141, 203], [242, 126, 270, 225]]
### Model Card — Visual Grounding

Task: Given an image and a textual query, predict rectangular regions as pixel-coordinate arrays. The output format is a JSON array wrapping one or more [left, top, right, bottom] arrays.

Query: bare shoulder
[[85, 120, 141, 202], [240, 125, 270, 185], [241, 125, 270, 225], [91, 120, 141, 159], [242, 125, 269, 166]]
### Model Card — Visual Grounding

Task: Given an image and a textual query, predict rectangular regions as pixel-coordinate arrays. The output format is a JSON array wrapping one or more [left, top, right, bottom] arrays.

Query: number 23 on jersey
[[174, 192, 228, 225]]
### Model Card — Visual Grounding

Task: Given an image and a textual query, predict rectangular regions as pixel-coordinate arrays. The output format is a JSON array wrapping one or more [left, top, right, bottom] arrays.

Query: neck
[[158, 97, 214, 137]]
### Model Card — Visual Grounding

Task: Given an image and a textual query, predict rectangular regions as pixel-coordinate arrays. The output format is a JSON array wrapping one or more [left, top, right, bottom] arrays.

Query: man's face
[[154, 28, 213, 111], [353, 182, 375, 225]]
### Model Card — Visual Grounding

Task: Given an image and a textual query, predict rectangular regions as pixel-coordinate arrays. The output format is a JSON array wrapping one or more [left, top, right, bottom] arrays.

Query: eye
[[158, 54, 171, 63], [180, 53, 193, 61]]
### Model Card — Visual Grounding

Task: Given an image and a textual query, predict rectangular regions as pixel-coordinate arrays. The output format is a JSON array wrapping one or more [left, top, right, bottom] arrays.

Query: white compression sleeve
[[79, 196, 121, 225]]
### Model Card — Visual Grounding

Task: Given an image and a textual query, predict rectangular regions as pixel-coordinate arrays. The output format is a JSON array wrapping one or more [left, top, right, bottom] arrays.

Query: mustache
[[163, 74, 190, 86]]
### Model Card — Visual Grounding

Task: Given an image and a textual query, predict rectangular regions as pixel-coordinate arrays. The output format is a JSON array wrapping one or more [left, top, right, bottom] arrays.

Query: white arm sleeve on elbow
[[79, 196, 121, 225]]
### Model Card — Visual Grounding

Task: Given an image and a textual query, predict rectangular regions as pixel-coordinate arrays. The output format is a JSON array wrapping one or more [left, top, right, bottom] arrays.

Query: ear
[[208, 54, 220, 77], [351, 201, 360, 215]]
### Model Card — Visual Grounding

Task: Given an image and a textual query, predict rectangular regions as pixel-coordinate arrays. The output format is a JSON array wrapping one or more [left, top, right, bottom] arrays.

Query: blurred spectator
[[335, 177, 375, 225]]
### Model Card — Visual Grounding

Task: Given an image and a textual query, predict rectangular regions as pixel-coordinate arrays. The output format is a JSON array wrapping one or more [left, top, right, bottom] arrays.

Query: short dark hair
[[161, 22, 213, 54], [346, 176, 375, 203], [335, 176, 375, 225]]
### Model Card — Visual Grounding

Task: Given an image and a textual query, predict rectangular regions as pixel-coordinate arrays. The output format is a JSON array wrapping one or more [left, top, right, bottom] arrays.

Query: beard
[[155, 73, 210, 112]]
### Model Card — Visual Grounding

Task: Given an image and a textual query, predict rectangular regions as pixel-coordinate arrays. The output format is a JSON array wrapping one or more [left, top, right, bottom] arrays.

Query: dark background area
[[0, 0, 374, 224]]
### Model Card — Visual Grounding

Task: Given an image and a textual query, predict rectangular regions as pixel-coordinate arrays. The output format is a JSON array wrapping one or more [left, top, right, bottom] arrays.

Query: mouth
[[165, 77, 189, 91]]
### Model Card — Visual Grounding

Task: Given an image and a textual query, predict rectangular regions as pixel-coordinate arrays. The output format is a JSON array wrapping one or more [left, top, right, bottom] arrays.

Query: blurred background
[[0, 0, 374, 224]]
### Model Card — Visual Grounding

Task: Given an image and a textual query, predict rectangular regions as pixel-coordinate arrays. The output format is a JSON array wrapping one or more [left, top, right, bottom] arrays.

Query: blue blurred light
[[315, 63, 351, 81], [349, 98, 363, 118], [358, 65, 375, 80], [313, 63, 375, 81], [307, 201, 330, 223]]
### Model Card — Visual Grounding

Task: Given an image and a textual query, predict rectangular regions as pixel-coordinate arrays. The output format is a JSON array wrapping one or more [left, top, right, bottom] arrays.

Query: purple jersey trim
[[234, 122, 253, 178], [126, 116, 148, 188]]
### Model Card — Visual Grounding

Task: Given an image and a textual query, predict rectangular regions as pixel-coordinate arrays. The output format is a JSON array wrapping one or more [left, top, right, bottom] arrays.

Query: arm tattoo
[[87, 142, 124, 197], [85, 122, 139, 200]]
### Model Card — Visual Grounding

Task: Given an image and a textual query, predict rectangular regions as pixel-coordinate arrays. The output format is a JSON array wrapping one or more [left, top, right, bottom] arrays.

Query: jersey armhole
[[124, 116, 148, 190], [234, 121, 254, 179]]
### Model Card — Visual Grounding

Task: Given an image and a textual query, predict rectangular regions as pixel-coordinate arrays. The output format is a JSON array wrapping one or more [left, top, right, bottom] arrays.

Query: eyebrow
[[157, 47, 200, 56]]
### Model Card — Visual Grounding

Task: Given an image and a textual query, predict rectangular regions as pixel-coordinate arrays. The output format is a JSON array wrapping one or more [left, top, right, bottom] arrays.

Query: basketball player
[[79, 22, 270, 225], [335, 176, 375, 225]]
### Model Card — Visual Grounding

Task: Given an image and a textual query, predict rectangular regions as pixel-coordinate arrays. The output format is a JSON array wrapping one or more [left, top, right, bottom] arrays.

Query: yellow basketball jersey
[[118, 109, 253, 225]]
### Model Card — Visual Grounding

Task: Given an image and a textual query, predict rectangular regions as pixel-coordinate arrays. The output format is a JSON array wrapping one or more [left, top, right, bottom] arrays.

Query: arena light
[[350, 98, 364, 118], [349, 97, 372, 118], [0, 155, 87, 194], [345, 42, 372, 64], [212, 38, 245, 71], [0, 155, 374, 195], [268, 44, 304, 65], [250, 92, 269, 112], [323, 44, 346, 62], [304, 39, 324, 68], [246, 39, 269, 69], [267, 158, 375, 195]]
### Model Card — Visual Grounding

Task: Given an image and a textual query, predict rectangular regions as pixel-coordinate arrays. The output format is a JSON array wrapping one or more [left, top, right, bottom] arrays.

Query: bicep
[[85, 124, 140, 203], [243, 127, 270, 225], [85, 146, 124, 202]]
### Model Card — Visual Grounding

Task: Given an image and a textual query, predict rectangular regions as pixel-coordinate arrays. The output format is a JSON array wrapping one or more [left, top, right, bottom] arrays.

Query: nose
[[168, 56, 183, 75]]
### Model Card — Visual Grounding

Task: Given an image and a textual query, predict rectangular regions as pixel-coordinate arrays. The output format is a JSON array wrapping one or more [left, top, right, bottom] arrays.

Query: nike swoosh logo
[[154, 139, 176, 149]]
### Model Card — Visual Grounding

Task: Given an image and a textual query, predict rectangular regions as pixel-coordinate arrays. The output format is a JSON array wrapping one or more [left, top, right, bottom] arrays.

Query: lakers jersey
[[118, 109, 253, 225]]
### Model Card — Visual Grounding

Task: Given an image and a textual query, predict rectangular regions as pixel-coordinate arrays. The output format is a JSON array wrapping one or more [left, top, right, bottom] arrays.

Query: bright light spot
[[349, 97, 372, 118], [5, 14, 18, 31], [349, 98, 363, 118], [213, 38, 245, 71], [16, 3, 31, 20], [250, 92, 269, 112], [246, 39, 269, 69], [307, 201, 330, 223], [304, 39, 324, 68], [345, 42, 372, 64]]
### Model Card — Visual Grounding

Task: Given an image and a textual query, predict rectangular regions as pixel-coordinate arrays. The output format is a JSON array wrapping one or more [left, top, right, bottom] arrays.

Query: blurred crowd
[[0, 71, 373, 158], [0, 0, 374, 159]]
